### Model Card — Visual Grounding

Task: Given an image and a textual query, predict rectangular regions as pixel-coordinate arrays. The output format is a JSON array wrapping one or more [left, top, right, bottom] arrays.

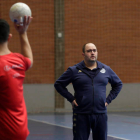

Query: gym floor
[[27, 112, 140, 140]]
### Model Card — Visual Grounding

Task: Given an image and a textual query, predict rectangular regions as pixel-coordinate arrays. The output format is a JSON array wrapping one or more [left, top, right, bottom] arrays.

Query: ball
[[9, 2, 32, 25]]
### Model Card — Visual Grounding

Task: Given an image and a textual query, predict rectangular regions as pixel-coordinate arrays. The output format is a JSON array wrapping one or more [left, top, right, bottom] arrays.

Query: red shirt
[[0, 53, 31, 140]]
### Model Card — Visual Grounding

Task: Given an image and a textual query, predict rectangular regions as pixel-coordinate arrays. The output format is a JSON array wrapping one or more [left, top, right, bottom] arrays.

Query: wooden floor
[[27, 112, 140, 140]]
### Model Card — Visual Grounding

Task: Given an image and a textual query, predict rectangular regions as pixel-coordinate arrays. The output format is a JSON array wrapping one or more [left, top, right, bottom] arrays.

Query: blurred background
[[1, 0, 140, 113]]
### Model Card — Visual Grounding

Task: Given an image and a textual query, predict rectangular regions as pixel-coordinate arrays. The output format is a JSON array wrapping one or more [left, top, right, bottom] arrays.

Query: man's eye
[[87, 50, 92, 52], [87, 50, 91, 52]]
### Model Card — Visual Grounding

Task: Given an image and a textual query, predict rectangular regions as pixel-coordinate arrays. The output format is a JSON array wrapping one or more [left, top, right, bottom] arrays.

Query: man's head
[[82, 43, 98, 63], [0, 19, 10, 44]]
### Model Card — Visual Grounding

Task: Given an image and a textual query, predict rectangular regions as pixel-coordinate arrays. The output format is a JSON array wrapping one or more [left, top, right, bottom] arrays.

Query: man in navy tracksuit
[[54, 43, 123, 140]]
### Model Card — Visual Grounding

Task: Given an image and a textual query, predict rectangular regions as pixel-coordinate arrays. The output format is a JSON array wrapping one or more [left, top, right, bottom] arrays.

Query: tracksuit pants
[[73, 113, 107, 140]]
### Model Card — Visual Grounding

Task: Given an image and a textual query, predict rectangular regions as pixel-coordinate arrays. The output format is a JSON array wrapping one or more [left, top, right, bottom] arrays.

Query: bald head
[[82, 43, 97, 53]]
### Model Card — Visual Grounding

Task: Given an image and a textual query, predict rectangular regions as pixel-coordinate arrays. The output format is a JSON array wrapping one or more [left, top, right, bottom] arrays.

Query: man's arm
[[54, 67, 75, 103], [14, 16, 33, 67], [106, 67, 123, 104]]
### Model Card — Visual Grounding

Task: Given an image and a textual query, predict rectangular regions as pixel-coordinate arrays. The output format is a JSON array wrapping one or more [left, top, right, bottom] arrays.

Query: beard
[[89, 59, 96, 63], [84, 55, 97, 63], [89, 57, 97, 62]]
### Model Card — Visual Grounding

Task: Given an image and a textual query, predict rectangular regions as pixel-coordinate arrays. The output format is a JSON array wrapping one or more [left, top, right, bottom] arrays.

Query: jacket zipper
[[76, 67, 94, 113], [91, 67, 103, 113], [76, 66, 103, 113]]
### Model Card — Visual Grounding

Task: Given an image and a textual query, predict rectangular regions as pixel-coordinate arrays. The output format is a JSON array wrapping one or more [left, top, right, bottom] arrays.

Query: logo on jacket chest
[[100, 68, 106, 73], [78, 70, 82, 73]]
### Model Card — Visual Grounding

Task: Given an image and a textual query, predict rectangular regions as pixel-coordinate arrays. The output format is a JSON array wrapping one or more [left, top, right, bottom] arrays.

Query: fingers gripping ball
[[9, 2, 32, 25]]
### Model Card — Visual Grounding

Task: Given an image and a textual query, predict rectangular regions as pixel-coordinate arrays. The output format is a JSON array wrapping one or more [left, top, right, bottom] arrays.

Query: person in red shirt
[[0, 16, 33, 140]]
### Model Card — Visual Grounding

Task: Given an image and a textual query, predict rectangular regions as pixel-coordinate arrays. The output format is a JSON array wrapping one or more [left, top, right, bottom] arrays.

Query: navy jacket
[[54, 61, 123, 114]]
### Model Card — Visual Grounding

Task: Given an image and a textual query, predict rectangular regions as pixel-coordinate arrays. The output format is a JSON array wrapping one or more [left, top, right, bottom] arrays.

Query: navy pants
[[73, 113, 107, 140]]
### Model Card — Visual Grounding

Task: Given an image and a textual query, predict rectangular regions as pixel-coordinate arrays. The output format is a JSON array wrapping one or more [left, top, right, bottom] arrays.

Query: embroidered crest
[[100, 68, 106, 73]]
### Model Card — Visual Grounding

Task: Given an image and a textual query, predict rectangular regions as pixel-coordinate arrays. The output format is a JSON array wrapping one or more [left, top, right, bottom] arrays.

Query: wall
[[24, 84, 140, 113], [24, 84, 55, 113], [0, 0, 140, 113], [0, 0, 140, 84]]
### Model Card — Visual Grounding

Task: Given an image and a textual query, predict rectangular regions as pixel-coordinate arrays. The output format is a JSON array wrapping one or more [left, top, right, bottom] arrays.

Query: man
[[54, 43, 123, 140], [0, 16, 33, 140]]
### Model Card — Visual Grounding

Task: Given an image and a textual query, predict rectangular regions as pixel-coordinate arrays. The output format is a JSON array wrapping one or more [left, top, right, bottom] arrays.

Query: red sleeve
[[23, 57, 32, 71], [14, 53, 32, 71]]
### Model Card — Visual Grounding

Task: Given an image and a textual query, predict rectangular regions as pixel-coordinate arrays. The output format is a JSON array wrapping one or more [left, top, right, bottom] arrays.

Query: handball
[[9, 2, 32, 25]]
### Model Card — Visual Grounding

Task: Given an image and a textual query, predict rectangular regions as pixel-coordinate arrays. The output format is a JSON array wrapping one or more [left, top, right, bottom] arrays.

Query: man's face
[[82, 43, 98, 63]]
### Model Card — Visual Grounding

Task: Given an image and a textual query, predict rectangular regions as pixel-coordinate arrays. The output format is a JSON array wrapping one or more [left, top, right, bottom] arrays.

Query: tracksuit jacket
[[54, 61, 123, 114]]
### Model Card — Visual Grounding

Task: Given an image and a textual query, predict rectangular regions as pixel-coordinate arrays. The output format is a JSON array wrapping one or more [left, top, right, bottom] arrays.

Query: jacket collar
[[76, 60, 103, 70]]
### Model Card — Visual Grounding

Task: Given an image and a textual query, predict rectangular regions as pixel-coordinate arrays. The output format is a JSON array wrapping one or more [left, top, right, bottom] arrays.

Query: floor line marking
[[28, 118, 130, 140], [111, 114, 139, 118]]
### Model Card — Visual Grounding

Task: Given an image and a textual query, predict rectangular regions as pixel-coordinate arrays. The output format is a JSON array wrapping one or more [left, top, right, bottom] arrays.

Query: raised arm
[[14, 16, 33, 67]]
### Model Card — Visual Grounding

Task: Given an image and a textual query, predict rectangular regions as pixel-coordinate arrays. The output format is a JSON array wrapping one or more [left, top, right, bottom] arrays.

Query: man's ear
[[82, 53, 85, 57], [8, 34, 12, 42]]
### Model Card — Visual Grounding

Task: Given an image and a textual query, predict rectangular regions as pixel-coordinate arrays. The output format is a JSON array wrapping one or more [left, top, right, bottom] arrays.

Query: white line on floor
[[28, 118, 130, 140]]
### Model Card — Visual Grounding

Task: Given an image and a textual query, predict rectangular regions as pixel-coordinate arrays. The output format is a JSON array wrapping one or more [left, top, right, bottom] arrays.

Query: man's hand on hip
[[105, 102, 108, 107], [72, 100, 78, 109]]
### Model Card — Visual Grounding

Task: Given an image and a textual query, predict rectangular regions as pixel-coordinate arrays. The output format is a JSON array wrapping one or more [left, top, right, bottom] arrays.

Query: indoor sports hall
[[0, 0, 140, 140]]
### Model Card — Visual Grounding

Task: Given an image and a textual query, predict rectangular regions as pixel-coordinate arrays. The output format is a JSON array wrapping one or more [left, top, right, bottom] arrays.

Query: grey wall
[[24, 84, 55, 113], [24, 83, 140, 113]]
